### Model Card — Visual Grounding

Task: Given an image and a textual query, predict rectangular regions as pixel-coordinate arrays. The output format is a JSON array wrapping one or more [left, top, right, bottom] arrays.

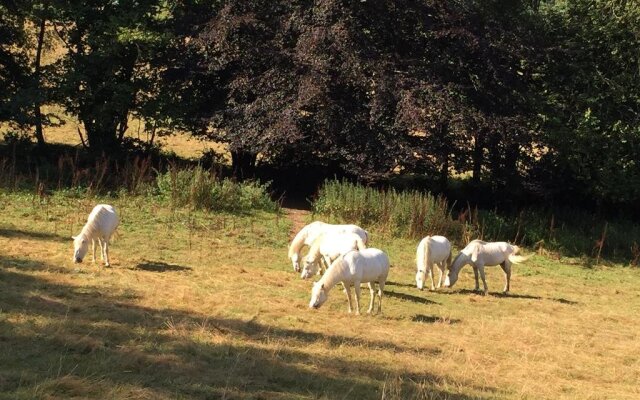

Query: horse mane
[[79, 206, 108, 239], [288, 225, 309, 258], [319, 252, 350, 291], [450, 251, 469, 273], [355, 236, 367, 251]]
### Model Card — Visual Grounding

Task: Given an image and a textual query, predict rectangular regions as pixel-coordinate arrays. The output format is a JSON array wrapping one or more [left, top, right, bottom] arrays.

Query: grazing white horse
[[300, 232, 367, 279], [444, 240, 529, 295], [415, 235, 452, 290], [309, 248, 389, 315], [288, 221, 368, 272], [72, 204, 119, 267]]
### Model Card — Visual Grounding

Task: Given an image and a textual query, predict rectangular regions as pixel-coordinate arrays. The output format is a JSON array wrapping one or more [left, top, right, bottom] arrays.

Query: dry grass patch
[[1, 190, 640, 399]]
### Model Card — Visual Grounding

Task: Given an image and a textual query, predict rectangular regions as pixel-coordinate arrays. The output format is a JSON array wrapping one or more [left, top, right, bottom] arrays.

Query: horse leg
[[321, 255, 332, 274], [428, 263, 436, 291], [103, 240, 110, 267], [353, 282, 362, 315], [436, 262, 445, 289], [501, 261, 512, 293], [378, 280, 385, 313], [367, 282, 376, 314], [92, 239, 97, 263], [473, 266, 480, 291], [477, 265, 488, 295], [344, 285, 354, 313]]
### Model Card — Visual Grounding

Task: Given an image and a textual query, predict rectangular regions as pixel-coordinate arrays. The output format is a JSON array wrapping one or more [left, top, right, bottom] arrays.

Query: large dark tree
[[0, 2, 29, 125], [191, 0, 539, 184]]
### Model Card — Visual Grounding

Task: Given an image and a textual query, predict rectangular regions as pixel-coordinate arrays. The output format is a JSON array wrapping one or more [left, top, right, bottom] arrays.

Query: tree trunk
[[472, 129, 485, 185], [33, 16, 47, 148], [439, 124, 449, 190], [231, 149, 257, 179]]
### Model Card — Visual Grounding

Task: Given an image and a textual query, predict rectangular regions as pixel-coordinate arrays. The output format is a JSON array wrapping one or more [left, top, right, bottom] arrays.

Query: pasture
[[1, 190, 640, 399]]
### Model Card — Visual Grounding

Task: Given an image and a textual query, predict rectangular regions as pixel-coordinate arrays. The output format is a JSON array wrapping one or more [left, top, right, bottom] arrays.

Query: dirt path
[[283, 207, 311, 239]]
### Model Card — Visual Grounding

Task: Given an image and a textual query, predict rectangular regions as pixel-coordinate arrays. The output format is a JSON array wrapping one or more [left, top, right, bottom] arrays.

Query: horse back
[[88, 204, 119, 237], [346, 248, 390, 282]]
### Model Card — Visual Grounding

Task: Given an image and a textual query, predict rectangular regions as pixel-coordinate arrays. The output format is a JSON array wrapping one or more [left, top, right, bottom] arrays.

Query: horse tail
[[422, 236, 431, 272], [509, 254, 531, 264]]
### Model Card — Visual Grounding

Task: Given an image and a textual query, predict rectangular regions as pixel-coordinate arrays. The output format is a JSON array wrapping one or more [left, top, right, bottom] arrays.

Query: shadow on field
[[411, 314, 461, 324], [491, 292, 542, 300], [0, 254, 69, 274], [385, 289, 439, 305], [0, 227, 69, 243], [438, 288, 578, 305], [549, 297, 579, 305], [133, 260, 192, 273], [0, 255, 495, 399], [385, 280, 416, 288]]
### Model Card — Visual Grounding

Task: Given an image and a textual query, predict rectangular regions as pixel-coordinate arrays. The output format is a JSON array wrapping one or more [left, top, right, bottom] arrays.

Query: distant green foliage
[[156, 166, 278, 213]]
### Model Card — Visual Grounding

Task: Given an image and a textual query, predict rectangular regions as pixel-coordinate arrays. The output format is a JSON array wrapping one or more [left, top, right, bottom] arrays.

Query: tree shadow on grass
[[0, 255, 496, 400], [385, 289, 439, 305], [0, 227, 69, 243], [0, 254, 69, 274], [132, 260, 192, 273]]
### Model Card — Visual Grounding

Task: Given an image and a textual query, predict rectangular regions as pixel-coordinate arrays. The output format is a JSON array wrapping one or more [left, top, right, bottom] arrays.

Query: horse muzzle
[[73, 258, 82, 264]]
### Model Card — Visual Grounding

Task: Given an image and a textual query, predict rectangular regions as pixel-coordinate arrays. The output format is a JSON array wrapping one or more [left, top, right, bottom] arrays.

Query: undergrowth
[[313, 180, 640, 263]]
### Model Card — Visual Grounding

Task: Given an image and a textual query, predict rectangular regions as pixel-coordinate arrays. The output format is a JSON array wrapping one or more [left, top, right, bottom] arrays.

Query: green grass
[[1, 189, 640, 399]]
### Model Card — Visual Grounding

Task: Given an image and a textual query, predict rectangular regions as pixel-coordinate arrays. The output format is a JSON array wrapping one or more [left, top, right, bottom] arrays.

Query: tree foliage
[[2, 0, 639, 209]]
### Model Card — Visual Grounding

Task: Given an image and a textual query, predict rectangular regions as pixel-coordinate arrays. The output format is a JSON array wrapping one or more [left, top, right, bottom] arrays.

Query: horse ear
[[320, 283, 324, 289], [71, 236, 76, 240]]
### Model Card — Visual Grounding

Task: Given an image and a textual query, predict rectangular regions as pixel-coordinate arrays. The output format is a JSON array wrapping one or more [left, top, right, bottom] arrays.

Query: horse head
[[309, 282, 327, 309], [71, 234, 89, 263]]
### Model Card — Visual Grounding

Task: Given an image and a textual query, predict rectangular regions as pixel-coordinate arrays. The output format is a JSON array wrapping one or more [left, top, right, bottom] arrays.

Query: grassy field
[[1, 190, 639, 399]]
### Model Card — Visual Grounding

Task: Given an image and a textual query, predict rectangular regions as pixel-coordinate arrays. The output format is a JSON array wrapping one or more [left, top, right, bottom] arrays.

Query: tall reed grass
[[313, 180, 461, 239], [313, 180, 640, 263]]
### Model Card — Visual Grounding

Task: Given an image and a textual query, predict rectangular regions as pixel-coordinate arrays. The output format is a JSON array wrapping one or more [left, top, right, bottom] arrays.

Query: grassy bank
[[313, 180, 640, 263]]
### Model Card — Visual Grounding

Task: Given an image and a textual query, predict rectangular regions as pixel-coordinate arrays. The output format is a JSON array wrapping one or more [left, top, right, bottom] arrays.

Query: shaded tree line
[[1, 0, 639, 210]]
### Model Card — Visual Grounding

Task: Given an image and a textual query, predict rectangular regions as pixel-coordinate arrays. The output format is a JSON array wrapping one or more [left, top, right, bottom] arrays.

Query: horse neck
[[319, 258, 347, 292], [80, 221, 99, 239], [451, 253, 471, 273], [307, 235, 324, 262], [288, 227, 308, 258]]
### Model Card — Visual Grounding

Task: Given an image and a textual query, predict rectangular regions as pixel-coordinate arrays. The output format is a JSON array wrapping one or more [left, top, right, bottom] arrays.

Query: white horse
[[288, 221, 368, 272], [300, 232, 367, 279], [72, 204, 119, 267], [444, 240, 529, 294], [309, 248, 389, 315], [415, 235, 452, 290]]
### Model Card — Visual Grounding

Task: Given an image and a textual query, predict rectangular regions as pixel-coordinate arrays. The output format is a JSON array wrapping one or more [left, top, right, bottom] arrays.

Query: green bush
[[156, 166, 278, 213], [313, 180, 461, 239]]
